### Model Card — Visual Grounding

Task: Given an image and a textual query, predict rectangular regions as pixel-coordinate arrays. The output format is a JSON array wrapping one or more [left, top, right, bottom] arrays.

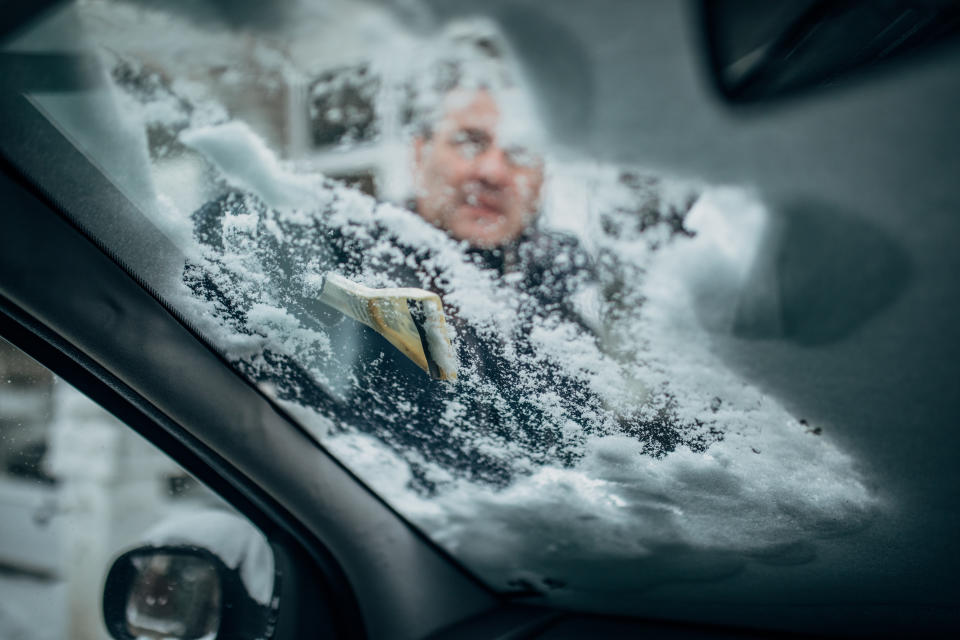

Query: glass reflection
[[126, 554, 221, 640]]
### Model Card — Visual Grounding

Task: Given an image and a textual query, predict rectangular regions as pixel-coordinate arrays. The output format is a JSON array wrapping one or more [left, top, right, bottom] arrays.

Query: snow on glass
[[85, 0, 876, 594]]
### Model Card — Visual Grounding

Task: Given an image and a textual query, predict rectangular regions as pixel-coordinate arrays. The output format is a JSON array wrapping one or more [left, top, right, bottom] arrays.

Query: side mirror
[[102, 545, 278, 640]]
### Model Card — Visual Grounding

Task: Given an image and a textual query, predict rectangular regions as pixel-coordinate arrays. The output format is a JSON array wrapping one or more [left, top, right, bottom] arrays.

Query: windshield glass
[[7, 0, 878, 608]]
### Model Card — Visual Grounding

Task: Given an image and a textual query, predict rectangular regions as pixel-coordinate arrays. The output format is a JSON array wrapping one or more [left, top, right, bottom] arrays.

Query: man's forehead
[[437, 89, 499, 133], [433, 88, 546, 156]]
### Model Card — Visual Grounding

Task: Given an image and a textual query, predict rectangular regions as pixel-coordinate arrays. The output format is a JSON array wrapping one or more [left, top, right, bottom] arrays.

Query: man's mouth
[[463, 192, 504, 216]]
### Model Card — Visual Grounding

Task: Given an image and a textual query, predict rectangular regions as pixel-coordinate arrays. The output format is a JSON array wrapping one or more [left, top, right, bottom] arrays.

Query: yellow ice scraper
[[317, 273, 457, 380]]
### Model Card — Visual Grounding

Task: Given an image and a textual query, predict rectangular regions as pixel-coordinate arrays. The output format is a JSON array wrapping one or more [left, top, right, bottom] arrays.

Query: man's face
[[413, 90, 544, 248]]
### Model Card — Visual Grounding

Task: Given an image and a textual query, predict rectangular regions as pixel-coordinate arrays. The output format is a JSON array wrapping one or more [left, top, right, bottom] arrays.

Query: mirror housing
[[103, 545, 278, 640], [700, 0, 960, 103]]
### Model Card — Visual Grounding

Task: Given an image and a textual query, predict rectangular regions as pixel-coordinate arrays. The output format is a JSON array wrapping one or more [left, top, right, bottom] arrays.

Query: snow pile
[[172, 120, 875, 591], [182, 122, 318, 210]]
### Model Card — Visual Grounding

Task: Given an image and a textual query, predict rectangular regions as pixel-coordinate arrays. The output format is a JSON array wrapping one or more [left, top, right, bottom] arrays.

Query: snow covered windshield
[[25, 0, 874, 602]]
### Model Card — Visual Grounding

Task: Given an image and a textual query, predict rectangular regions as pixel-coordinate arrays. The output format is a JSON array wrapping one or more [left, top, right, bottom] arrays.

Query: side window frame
[[0, 289, 362, 640]]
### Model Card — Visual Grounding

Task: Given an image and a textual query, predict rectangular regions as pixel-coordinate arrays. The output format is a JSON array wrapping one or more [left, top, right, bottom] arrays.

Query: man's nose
[[473, 146, 511, 187]]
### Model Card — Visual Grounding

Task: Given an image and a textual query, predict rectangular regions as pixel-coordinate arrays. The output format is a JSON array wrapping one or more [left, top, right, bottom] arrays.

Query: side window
[[0, 337, 274, 640]]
